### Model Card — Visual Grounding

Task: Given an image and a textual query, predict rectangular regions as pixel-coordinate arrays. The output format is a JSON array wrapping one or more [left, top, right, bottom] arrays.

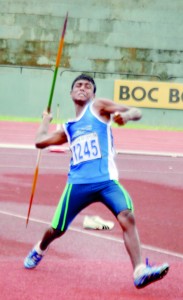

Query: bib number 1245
[[71, 133, 101, 165]]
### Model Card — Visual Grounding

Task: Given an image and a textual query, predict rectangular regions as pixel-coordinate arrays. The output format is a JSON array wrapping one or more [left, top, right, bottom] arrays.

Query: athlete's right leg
[[40, 227, 63, 250], [24, 227, 64, 269], [24, 183, 73, 269], [24, 183, 95, 269]]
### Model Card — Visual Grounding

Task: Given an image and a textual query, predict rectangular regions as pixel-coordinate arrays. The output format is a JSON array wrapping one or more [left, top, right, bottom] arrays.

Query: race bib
[[70, 132, 101, 165]]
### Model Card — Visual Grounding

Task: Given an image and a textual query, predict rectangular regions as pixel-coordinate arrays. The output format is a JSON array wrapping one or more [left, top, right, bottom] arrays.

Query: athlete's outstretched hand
[[113, 108, 142, 126]]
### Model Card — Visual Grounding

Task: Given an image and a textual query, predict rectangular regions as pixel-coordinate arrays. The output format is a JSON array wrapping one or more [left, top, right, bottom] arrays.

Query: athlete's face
[[70, 80, 95, 102]]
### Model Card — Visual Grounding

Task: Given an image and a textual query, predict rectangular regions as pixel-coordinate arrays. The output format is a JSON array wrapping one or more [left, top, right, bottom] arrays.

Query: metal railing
[[1, 64, 183, 82]]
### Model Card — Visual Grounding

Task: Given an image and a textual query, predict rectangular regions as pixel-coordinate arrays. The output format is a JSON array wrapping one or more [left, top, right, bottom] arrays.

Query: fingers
[[113, 112, 126, 125], [113, 108, 142, 126], [42, 110, 53, 122]]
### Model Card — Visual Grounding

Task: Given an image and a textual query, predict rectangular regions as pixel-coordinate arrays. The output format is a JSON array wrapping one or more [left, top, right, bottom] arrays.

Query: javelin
[[26, 12, 68, 227]]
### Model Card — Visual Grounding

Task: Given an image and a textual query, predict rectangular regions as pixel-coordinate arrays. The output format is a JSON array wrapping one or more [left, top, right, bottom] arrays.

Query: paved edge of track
[[0, 143, 183, 157]]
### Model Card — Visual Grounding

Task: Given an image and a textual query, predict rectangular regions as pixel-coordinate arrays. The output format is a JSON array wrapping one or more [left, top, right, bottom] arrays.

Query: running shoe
[[83, 215, 114, 230], [134, 259, 169, 289], [24, 249, 43, 269]]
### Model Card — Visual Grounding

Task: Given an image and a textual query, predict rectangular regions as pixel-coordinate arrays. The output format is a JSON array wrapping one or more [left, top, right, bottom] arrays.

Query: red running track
[[0, 121, 183, 300], [0, 120, 183, 155]]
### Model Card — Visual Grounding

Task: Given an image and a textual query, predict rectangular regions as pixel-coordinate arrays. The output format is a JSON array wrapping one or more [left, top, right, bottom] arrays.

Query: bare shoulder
[[92, 98, 113, 112], [92, 98, 114, 121], [93, 97, 113, 107], [92, 97, 128, 114]]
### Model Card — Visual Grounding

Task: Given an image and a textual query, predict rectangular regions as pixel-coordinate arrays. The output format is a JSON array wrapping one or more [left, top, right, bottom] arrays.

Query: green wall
[[0, 0, 183, 128], [0, 65, 182, 128]]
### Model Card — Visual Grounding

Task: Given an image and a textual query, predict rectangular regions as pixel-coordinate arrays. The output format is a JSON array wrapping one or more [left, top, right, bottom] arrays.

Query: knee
[[50, 227, 64, 238], [117, 210, 136, 231]]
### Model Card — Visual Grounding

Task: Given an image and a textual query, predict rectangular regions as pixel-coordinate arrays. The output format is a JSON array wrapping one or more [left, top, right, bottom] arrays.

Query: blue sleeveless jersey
[[63, 103, 118, 183]]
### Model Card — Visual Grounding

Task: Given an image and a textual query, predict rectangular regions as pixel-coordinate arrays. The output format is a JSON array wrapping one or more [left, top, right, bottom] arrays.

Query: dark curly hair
[[71, 74, 96, 93]]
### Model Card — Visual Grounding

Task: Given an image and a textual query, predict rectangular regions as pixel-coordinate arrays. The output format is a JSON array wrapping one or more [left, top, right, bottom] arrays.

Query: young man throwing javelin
[[24, 74, 169, 289]]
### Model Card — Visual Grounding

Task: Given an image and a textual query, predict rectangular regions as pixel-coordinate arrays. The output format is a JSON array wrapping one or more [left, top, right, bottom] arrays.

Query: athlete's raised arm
[[93, 98, 142, 125]]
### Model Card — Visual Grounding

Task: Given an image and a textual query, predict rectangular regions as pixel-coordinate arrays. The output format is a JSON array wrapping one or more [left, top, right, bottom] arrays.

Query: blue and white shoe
[[134, 259, 169, 289], [24, 249, 43, 269]]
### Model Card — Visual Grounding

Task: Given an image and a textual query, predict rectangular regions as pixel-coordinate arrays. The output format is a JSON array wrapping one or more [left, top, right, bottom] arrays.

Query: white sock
[[133, 263, 146, 279], [34, 241, 47, 255]]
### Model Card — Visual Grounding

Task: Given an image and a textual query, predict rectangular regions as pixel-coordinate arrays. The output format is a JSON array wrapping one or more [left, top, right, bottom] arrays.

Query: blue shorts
[[52, 180, 134, 231]]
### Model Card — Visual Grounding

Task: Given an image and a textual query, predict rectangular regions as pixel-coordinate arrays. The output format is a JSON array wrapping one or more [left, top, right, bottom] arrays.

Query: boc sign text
[[114, 80, 183, 110]]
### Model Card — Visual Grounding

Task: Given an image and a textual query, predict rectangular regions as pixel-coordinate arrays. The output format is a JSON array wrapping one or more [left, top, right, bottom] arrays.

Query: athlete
[[24, 74, 169, 289]]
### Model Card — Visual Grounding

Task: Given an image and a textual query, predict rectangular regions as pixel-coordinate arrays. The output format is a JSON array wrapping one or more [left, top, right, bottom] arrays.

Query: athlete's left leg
[[99, 180, 141, 268], [117, 209, 142, 269], [99, 180, 169, 288]]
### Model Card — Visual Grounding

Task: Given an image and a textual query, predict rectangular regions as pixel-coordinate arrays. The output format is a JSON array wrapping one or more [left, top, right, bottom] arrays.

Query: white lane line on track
[[0, 164, 69, 171], [117, 150, 183, 158], [0, 143, 69, 151], [0, 143, 35, 149], [0, 164, 182, 176], [1, 209, 183, 260], [1, 143, 183, 157]]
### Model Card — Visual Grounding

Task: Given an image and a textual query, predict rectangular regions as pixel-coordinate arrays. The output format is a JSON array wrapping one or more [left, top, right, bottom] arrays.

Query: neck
[[74, 99, 91, 117]]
